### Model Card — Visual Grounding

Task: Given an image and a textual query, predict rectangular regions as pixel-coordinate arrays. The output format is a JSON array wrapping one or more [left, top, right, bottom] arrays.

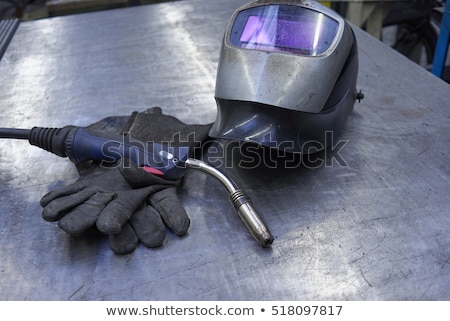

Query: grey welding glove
[[40, 107, 211, 254]]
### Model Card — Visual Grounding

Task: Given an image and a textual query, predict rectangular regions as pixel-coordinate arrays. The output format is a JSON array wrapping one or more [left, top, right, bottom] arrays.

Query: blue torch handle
[[71, 127, 189, 181]]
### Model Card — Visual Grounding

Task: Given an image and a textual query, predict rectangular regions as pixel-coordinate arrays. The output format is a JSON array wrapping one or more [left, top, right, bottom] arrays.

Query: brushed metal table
[[0, 0, 449, 300]]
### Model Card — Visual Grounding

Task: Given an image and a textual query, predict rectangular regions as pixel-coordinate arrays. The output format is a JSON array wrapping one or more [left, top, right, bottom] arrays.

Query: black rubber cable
[[0, 128, 31, 139]]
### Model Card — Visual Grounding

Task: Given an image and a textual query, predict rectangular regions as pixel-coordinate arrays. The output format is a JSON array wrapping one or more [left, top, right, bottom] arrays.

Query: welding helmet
[[210, 0, 360, 153]]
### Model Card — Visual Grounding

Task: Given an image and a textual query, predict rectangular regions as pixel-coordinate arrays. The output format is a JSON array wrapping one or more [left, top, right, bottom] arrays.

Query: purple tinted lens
[[232, 5, 339, 56], [240, 16, 318, 50]]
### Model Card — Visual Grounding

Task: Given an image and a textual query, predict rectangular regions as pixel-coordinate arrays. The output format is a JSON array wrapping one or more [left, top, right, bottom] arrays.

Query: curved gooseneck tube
[[186, 158, 274, 248]]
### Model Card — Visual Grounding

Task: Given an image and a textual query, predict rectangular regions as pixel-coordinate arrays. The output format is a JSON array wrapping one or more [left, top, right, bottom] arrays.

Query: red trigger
[[142, 166, 164, 177]]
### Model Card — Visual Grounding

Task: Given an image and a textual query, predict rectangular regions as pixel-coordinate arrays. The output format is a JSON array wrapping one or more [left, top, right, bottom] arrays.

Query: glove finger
[[40, 181, 89, 207], [41, 189, 97, 222], [96, 185, 165, 234], [57, 192, 116, 235], [108, 222, 139, 255], [149, 187, 190, 236], [130, 205, 166, 248]]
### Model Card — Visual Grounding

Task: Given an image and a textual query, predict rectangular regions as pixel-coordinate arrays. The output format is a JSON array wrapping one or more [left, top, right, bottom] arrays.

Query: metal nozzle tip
[[236, 200, 274, 248], [262, 235, 274, 248]]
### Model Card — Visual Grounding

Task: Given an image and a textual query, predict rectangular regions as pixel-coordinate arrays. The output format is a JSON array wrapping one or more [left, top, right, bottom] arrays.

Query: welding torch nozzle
[[185, 158, 274, 248]]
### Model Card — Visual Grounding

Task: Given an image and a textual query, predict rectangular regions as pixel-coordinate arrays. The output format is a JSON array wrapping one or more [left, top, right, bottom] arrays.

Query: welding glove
[[40, 107, 211, 254]]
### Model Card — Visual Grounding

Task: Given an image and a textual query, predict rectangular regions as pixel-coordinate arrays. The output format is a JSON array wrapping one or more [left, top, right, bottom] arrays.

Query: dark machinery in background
[[331, 0, 447, 72]]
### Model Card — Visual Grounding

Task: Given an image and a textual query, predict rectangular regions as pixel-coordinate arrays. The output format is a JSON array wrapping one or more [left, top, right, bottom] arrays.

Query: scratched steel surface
[[0, 0, 449, 300]]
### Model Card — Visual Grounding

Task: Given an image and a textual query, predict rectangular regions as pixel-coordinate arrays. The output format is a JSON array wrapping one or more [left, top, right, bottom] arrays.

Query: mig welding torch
[[0, 125, 274, 247]]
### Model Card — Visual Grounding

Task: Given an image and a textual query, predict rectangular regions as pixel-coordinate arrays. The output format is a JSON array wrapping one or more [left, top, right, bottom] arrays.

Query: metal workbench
[[0, 0, 449, 300]]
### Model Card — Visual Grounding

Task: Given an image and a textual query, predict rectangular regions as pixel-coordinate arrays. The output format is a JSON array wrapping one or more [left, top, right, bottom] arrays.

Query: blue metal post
[[432, 1, 450, 78]]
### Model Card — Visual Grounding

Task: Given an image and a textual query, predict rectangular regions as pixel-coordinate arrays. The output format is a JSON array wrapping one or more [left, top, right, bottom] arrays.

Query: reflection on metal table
[[0, 0, 449, 300]]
